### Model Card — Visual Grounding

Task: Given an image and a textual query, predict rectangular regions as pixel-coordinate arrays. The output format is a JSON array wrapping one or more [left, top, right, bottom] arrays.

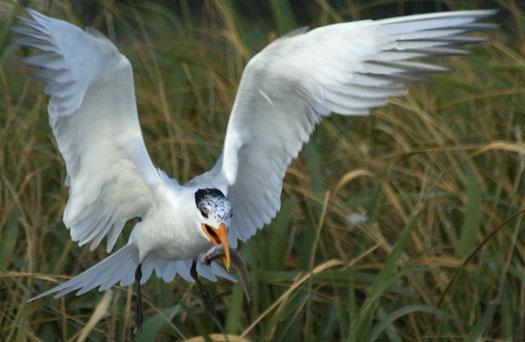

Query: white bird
[[15, 8, 495, 325]]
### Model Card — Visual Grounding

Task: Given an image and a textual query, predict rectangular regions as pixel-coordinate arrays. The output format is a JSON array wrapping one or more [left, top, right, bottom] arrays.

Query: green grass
[[1, 0, 525, 340]]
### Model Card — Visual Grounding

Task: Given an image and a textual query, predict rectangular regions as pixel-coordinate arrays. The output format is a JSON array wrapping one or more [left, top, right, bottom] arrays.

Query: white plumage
[[14, 8, 495, 300]]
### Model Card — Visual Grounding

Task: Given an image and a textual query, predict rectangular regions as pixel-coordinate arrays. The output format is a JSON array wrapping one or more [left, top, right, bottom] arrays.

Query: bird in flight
[[14, 8, 496, 330]]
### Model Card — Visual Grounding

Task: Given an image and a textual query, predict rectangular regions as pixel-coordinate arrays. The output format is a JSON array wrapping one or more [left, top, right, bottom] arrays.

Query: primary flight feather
[[15, 8, 495, 306]]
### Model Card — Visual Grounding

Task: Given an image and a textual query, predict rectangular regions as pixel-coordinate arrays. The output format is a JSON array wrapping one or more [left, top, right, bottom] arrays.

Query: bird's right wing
[[192, 10, 496, 246], [14, 10, 164, 252]]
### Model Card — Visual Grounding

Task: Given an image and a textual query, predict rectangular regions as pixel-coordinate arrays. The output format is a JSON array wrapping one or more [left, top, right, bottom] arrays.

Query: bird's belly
[[152, 237, 209, 260], [133, 216, 210, 262]]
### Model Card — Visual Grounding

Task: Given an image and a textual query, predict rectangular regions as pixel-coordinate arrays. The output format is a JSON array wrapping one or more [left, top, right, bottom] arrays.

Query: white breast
[[131, 186, 210, 261]]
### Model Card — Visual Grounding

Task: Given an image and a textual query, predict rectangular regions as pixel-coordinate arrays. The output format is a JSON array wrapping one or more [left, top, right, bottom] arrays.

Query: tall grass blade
[[225, 282, 245, 334], [268, 0, 297, 34], [131, 305, 183, 341], [369, 305, 445, 341], [0, 213, 18, 269], [350, 210, 421, 341], [465, 296, 498, 341], [459, 166, 482, 258], [268, 198, 294, 270]]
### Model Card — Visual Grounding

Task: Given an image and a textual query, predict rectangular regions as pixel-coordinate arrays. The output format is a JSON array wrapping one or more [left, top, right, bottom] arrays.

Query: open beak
[[201, 222, 231, 271]]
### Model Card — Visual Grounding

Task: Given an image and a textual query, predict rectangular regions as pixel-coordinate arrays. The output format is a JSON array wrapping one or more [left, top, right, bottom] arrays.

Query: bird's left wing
[[190, 10, 496, 246], [14, 10, 164, 252]]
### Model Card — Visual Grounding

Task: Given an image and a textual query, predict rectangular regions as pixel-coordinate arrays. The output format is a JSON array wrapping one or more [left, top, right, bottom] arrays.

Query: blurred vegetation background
[[1, 0, 524, 341]]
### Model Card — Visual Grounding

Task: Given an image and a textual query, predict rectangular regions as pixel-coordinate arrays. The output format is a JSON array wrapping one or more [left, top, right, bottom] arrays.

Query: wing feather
[[190, 9, 496, 245], [15, 9, 162, 252]]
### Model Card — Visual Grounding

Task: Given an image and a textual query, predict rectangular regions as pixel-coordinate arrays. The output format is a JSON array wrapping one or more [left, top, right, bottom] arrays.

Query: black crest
[[195, 188, 226, 204], [195, 188, 228, 219]]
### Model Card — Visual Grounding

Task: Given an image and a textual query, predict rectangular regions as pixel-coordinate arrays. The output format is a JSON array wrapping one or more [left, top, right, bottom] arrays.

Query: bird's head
[[194, 188, 233, 270]]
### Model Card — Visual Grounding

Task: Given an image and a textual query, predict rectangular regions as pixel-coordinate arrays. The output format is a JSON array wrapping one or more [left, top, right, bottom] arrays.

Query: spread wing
[[190, 10, 496, 246], [14, 10, 163, 252]]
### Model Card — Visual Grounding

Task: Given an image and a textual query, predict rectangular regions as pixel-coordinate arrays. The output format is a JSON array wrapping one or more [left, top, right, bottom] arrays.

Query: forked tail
[[29, 244, 139, 301], [29, 244, 236, 302]]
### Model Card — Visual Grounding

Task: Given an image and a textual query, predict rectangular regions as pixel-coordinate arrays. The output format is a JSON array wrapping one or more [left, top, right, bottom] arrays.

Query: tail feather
[[29, 244, 139, 301], [29, 245, 236, 302]]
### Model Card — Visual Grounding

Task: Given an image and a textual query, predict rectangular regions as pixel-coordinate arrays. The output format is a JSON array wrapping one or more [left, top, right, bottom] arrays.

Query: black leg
[[190, 259, 221, 327], [133, 264, 143, 334]]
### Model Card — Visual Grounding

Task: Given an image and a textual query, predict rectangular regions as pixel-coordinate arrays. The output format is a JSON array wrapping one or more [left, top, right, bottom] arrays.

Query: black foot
[[191, 259, 221, 327], [133, 264, 143, 334]]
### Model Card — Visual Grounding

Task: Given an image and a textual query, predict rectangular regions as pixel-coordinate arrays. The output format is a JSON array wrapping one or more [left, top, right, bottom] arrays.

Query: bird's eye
[[200, 209, 208, 218]]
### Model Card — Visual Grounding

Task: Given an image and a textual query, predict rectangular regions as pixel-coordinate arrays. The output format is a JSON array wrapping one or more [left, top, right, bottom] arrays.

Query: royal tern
[[14, 8, 496, 328]]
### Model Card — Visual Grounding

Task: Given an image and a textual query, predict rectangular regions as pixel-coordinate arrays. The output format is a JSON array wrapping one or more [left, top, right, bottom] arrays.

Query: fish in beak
[[201, 223, 231, 270]]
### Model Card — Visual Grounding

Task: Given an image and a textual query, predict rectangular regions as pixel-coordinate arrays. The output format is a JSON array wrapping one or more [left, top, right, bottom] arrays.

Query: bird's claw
[[200, 245, 225, 265]]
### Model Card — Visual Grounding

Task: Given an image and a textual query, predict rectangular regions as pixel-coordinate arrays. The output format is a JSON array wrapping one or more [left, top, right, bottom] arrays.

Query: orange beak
[[201, 222, 231, 271]]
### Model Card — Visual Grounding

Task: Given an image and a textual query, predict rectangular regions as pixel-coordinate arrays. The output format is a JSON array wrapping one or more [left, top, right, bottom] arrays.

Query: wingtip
[[282, 26, 310, 38], [465, 9, 499, 18], [15, 14, 27, 22], [21, 8, 53, 29], [482, 9, 500, 16], [27, 292, 46, 303], [9, 25, 21, 36], [26, 8, 47, 20], [460, 9, 500, 19], [479, 22, 500, 30], [24, 8, 40, 22], [12, 13, 47, 38]]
